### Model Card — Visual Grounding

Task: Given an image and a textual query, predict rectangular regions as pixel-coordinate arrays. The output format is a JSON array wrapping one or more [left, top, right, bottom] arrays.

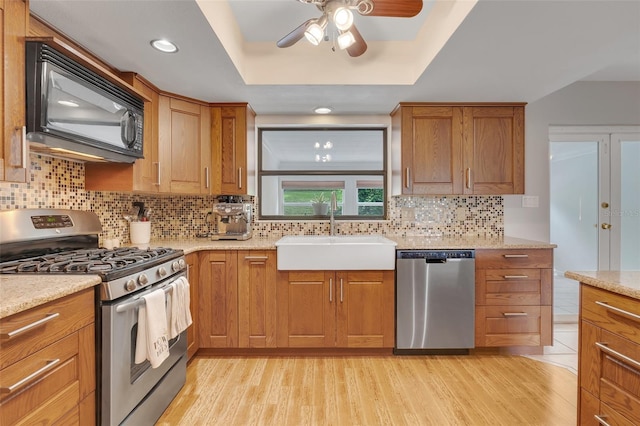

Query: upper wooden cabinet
[[1, 0, 29, 183], [85, 73, 161, 192], [392, 103, 525, 195], [211, 103, 255, 195], [158, 96, 212, 195]]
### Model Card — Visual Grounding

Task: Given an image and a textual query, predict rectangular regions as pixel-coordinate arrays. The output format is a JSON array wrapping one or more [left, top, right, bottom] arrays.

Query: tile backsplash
[[0, 155, 503, 244]]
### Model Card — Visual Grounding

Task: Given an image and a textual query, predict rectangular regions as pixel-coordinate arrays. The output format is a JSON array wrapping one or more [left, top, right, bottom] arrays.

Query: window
[[258, 128, 386, 220]]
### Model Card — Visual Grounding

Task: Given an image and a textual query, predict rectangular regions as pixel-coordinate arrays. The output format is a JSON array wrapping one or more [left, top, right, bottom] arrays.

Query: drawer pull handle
[[503, 254, 529, 258], [1, 312, 60, 340], [1, 358, 60, 394], [329, 278, 333, 302], [503, 312, 528, 317], [594, 415, 611, 426], [503, 275, 529, 279], [595, 301, 640, 323], [595, 342, 640, 370], [244, 256, 268, 261]]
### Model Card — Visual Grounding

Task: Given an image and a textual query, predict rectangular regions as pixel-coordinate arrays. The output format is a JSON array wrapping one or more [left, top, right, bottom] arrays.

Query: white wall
[[504, 81, 640, 242]]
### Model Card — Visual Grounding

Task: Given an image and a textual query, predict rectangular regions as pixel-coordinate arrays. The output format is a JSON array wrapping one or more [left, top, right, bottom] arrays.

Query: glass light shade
[[333, 7, 354, 31], [304, 23, 324, 45], [337, 31, 356, 50]]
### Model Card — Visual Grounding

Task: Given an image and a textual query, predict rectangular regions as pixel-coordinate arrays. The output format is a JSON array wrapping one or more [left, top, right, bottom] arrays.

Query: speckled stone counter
[[0, 275, 101, 319], [564, 271, 640, 300], [146, 235, 556, 253]]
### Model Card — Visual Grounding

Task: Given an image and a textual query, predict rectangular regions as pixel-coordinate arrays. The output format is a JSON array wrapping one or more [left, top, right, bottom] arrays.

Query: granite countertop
[[0, 275, 102, 319], [151, 235, 556, 254], [0, 235, 555, 319], [564, 270, 640, 300]]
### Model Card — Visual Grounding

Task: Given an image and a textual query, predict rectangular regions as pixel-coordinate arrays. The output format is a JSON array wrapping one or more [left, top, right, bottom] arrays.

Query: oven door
[[101, 275, 187, 426]]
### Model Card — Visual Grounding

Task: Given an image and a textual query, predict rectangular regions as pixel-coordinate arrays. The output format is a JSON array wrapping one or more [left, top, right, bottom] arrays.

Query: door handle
[[238, 167, 243, 190], [154, 162, 161, 186], [329, 278, 333, 302], [340, 278, 344, 303], [465, 168, 472, 189], [404, 168, 410, 189], [601, 223, 612, 230]]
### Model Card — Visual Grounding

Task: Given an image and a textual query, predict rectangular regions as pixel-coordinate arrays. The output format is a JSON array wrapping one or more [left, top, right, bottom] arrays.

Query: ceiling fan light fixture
[[304, 23, 324, 45], [337, 30, 356, 50], [333, 7, 354, 31]]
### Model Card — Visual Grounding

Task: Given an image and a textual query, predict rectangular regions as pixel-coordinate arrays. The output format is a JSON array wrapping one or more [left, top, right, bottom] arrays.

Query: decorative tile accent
[[0, 155, 504, 245]]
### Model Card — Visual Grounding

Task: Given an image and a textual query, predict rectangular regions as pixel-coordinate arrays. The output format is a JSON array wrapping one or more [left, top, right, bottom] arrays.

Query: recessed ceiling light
[[314, 107, 332, 114], [150, 39, 178, 53]]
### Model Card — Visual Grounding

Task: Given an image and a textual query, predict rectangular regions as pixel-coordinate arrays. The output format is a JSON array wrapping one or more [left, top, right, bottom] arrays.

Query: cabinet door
[[276, 271, 335, 348], [159, 96, 212, 194], [399, 106, 463, 195], [1, 0, 28, 182], [212, 104, 254, 195], [336, 270, 395, 348], [238, 250, 277, 348], [462, 106, 524, 195], [185, 252, 200, 359], [198, 251, 238, 348]]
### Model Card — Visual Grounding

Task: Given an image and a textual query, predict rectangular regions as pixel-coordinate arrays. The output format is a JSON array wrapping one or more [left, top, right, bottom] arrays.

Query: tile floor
[[525, 322, 578, 374]]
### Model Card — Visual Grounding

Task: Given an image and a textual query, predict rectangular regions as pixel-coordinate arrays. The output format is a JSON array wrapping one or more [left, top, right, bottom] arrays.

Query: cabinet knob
[[601, 223, 612, 230]]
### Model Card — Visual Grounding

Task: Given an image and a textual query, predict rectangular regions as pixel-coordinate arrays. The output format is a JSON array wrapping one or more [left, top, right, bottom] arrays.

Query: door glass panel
[[619, 139, 640, 270], [550, 141, 599, 272]]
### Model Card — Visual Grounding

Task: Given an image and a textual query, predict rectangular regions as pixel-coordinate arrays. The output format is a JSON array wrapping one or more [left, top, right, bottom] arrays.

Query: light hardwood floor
[[157, 354, 577, 425]]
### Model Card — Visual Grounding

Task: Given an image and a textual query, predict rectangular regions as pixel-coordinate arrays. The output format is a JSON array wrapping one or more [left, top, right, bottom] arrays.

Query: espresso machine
[[211, 201, 252, 240]]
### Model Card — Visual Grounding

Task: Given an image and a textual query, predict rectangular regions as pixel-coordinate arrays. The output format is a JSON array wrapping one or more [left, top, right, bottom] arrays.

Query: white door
[[550, 127, 640, 272]]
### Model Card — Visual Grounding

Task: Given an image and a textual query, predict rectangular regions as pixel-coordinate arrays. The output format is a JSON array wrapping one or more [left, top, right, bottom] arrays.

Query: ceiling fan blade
[[346, 24, 367, 57], [364, 0, 423, 17], [277, 19, 314, 48]]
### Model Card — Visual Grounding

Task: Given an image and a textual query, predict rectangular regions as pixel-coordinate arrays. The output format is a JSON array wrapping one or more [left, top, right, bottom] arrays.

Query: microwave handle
[[121, 110, 137, 148]]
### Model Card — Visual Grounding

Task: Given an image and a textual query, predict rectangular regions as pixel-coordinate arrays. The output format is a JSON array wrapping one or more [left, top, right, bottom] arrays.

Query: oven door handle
[[115, 284, 173, 313]]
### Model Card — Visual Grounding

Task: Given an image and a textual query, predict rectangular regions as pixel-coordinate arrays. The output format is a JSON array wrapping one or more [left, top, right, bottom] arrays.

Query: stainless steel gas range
[[0, 208, 188, 426]]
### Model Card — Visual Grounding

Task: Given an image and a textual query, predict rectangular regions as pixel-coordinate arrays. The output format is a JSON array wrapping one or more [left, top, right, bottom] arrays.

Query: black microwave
[[25, 42, 144, 163]]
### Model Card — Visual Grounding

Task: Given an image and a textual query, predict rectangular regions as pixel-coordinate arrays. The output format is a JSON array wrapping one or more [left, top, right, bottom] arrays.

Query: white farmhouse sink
[[275, 235, 397, 270]]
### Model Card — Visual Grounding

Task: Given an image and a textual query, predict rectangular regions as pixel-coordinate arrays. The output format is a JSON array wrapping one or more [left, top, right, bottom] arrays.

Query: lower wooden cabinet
[[475, 249, 553, 347], [276, 270, 395, 348], [578, 285, 640, 425], [198, 250, 277, 349], [0, 288, 96, 425], [185, 252, 200, 359]]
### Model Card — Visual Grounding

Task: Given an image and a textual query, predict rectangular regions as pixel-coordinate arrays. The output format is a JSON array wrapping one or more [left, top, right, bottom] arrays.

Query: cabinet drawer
[[0, 333, 80, 425], [0, 289, 94, 369], [476, 249, 553, 269], [475, 305, 551, 346], [582, 285, 640, 346], [598, 330, 640, 424]]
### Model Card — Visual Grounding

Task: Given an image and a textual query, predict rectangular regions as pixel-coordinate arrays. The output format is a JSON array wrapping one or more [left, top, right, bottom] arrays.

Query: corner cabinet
[[211, 103, 255, 195], [578, 285, 640, 425], [475, 249, 553, 347], [1, 0, 29, 183], [391, 103, 525, 195], [0, 288, 96, 425], [276, 270, 395, 348]]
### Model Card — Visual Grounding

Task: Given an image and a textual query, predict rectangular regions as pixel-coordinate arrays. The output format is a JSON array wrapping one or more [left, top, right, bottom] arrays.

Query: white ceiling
[[29, 0, 640, 116]]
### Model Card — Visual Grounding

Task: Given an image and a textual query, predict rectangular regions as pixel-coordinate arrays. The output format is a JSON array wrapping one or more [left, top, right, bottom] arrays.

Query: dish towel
[[169, 276, 193, 339], [135, 288, 170, 368]]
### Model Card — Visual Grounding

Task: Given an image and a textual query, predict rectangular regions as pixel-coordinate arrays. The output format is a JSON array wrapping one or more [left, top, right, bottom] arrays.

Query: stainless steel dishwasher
[[395, 250, 475, 354]]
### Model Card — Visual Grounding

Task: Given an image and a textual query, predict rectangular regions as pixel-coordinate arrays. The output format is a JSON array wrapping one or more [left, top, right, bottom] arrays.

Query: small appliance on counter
[[211, 201, 252, 240]]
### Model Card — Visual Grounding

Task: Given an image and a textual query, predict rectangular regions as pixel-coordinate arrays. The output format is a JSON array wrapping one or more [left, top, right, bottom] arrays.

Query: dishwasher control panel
[[396, 250, 475, 260]]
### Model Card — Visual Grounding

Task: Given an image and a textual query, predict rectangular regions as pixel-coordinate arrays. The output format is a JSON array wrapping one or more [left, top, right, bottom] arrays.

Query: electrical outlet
[[522, 195, 539, 208]]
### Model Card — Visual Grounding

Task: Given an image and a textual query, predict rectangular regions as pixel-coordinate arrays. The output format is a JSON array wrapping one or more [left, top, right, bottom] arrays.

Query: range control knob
[[172, 259, 186, 272], [158, 267, 167, 277], [138, 273, 149, 286], [125, 279, 137, 292]]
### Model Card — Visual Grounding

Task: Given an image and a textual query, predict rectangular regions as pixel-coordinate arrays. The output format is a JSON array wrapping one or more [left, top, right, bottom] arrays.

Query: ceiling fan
[[276, 0, 423, 57]]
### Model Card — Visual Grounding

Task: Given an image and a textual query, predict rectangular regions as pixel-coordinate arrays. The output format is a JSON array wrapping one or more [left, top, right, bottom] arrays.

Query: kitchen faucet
[[330, 191, 337, 236]]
